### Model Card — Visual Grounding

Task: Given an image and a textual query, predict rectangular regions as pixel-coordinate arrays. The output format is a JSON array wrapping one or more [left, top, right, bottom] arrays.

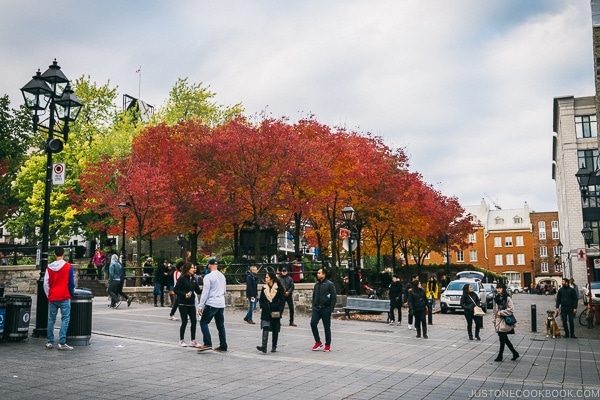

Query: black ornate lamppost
[[21, 60, 82, 337], [581, 227, 595, 309], [118, 202, 131, 269], [342, 205, 357, 295], [445, 233, 451, 278]]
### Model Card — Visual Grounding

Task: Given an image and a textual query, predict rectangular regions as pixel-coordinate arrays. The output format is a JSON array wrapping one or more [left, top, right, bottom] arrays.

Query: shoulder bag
[[470, 295, 485, 316]]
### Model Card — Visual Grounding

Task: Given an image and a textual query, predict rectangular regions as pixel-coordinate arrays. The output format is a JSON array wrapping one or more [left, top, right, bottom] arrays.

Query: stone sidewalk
[[0, 292, 599, 399]]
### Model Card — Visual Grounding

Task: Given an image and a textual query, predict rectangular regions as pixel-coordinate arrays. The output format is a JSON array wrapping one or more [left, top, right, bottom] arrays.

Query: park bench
[[343, 297, 390, 318]]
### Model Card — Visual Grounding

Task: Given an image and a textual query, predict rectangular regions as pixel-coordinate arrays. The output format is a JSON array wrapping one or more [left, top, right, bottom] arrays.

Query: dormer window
[[513, 216, 523, 224], [494, 217, 504, 225]]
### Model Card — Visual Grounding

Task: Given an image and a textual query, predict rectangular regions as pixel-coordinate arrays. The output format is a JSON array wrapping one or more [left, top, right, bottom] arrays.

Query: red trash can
[[291, 262, 303, 283]]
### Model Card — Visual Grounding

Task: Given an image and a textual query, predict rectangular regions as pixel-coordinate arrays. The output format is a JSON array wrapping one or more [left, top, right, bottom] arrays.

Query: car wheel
[[440, 307, 448, 314]]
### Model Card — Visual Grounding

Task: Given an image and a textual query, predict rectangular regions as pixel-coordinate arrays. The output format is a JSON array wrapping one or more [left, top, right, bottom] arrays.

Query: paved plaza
[[1, 292, 599, 400]]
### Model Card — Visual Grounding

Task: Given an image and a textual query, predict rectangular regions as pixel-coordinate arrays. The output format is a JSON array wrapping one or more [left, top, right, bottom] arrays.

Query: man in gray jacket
[[279, 267, 296, 326]]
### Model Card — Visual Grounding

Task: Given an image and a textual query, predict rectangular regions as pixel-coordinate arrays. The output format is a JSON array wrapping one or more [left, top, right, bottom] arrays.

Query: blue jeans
[[245, 298, 256, 321], [199, 305, 227, 350], [47, 300, 71, 345]]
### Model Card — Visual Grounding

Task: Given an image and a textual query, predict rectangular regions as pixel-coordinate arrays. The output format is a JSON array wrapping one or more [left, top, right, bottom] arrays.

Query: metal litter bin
[[3, 294, 32, 341], [0, 297, 6, 337], [66, 288, 93, 345]]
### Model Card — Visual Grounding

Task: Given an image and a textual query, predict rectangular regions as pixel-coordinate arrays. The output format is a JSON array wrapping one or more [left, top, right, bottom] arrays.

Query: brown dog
[[546, 310, 561, 338]]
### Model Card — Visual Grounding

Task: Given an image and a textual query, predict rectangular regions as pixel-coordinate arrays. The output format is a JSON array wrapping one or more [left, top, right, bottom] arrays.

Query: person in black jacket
[[310, 268, 337, 352], [460, 283, 483, 340], [244, 266, 258, 324], [389, 275, 403, 326], [556, 278, 579, 338], [173, 262, 202, 347], [256, 271, 285, 353], [153, 260, 169, 307], [403, 274, 419, 330], [408, 280, 428, 339]]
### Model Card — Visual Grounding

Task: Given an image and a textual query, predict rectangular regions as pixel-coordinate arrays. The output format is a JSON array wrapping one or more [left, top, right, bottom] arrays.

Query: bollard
[[531, 303, 537, 332], [427, 298, 433, 325]]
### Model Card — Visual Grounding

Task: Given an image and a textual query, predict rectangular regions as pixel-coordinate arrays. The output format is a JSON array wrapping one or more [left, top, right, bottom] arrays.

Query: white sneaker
[[389, 321, 395, 326], [115, 301, 122, 309], [45, 343, 53, 349], [57, 343, 73, 351], [190, 340, 199, 347], [408, 324, 414, 330], [179, 340, 187, 347]]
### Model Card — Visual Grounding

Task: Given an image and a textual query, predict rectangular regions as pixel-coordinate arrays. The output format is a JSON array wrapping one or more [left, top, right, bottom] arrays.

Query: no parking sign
[[52, 163, 65, 185]]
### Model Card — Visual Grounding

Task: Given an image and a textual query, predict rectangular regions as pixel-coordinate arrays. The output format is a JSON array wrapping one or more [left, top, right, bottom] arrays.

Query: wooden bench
[[343, 297, 390, 318]]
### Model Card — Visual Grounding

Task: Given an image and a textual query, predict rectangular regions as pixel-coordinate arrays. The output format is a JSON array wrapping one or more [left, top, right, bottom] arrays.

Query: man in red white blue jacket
[[43, 247, 75, 350]]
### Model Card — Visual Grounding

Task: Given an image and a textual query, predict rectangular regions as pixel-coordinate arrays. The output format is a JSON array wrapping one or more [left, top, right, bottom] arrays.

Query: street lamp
[[445, 233, 451, 278], [118, 202, 132, 269], [581, 227, 595, 309], [21, 60, 82, 337], [342, 205, 357, 295]]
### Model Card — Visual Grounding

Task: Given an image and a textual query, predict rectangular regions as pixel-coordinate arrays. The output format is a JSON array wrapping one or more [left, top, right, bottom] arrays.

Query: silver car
[[440, 278, 487, 314]]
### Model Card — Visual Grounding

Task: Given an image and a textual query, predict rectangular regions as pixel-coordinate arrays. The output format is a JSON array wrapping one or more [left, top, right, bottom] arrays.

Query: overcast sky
[[1, 1, 595, 212]]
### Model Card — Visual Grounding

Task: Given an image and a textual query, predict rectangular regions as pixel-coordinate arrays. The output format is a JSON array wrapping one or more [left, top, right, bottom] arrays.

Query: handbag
[[470, 295, 485, 316], [504, 314, 517, 325], [270, 311, 281, 319]]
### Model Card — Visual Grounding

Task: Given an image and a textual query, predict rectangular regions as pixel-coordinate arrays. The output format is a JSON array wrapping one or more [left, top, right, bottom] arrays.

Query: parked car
[[483, 283, 496, 308], [508, 284, 524, 294], [583, 282, 600, 305], [440, 278, 487, 314], [535, 280, 557, 295]]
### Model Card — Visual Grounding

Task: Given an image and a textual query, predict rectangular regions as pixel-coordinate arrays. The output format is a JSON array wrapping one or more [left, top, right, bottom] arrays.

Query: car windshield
[[447, 281, 475, 291], [591, 282, 600, 290], [483, 284, 495, 293]]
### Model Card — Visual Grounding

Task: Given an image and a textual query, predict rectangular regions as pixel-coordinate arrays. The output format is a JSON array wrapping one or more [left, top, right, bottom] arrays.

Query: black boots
[[271, 332, 278, 353], [257, 330, 269, 353]]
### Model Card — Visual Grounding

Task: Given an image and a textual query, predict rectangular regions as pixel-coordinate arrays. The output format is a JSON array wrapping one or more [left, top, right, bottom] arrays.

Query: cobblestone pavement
[[0, 292, 599, 399]]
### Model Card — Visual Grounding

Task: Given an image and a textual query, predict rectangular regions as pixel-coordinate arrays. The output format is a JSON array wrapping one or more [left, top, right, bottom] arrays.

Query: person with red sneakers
[[310, 268, 336, 352]]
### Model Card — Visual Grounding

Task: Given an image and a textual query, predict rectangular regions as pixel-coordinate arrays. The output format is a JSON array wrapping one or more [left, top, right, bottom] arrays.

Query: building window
[[495, 254, 503, 266], [469, 250, 477, 262], [494, 237, 502, 247], [505, 236, 513, 247], [516, 236, 524, 246], [517, 254, 525, 265], [424, 253, 430, 260], [575, 115, 597, 138], [495, 217, 504, 225], [555, 263, 562, 274], [469, 233, 476, 243], [503, 272, 521, 286], [506, 254, 514, 265], [539, 230, 546, 240], [456, 250, 464, 262], [540, 246, 548, 257], [541, 262, 549, 273], [513, 216, 523, 224], [551, 220, 559, 239]]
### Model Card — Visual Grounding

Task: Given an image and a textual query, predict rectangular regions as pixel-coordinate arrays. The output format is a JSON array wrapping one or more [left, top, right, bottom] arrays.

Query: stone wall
[[0, 265, 343, 313]]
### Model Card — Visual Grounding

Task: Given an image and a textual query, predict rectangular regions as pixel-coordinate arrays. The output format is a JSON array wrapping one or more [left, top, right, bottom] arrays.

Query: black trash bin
[[0, 297, 6, 338], [3, 294, 32, 341], [66, 288, 93, 345]]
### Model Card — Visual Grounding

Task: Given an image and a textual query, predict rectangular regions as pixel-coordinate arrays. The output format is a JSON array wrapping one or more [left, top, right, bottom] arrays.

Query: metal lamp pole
[[342, 205, 356, 296], [118, 203, 131, 270], [445, 233, 451, 278], [581, 227, 595, 310], [21, 60, 82, 337]]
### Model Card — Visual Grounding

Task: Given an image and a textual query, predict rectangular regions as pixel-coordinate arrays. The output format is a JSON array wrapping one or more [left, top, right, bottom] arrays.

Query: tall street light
[[21, 60, 82, 337], [445, 233, 451, 278], [581, 227, 595, 309], [118, 203, 132, 270], [342, 205, 357, 296]]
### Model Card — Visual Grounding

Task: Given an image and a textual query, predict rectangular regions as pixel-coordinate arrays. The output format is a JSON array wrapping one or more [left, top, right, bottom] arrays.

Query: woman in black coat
[[408, 280, 428, 339], [256, 271, 285, 353], [460, 283, 483, 340], [173, 262, 202, 347]]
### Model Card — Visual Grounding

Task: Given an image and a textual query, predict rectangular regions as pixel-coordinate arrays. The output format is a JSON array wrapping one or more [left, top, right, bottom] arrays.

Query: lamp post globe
[[20, 60, 82, 337]]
